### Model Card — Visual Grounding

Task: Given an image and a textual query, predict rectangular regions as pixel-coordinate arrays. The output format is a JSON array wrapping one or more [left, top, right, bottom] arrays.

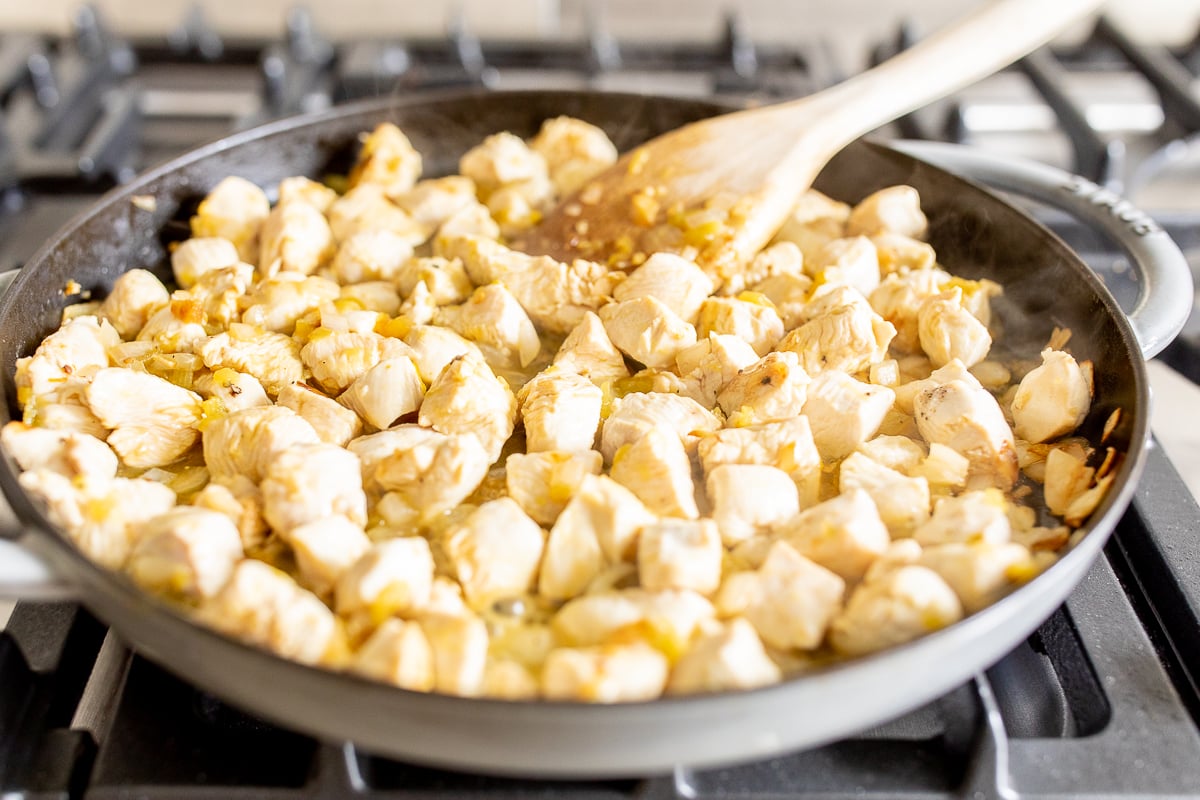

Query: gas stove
[[2, 7, 1200, 798]]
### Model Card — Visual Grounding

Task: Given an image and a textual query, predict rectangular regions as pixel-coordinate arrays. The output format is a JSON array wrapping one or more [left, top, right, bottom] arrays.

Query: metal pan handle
[[892, 140, 1193, 361]]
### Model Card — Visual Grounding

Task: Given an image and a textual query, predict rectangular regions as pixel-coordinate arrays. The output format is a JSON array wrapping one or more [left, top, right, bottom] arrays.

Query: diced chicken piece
[[872, 233, 936, 275], [300, 330, 414, 395], [918, 541, 1035, 613], [599, 296, 696, 370], [716, 540, 844, 650], [434, 201, 501, 250], [829, 564, 962, 656], [331, 229, 414, 284], [552, 311, 629, 386], [917, 288, 992, 368], [893, 358, 974, 415], [774, 188, 852, 264], [487, 184, 545, 236], [530, 116, 619, 196], [1, 422, 117, 480], [22, 399, 107, 440], [611, 427, 699, 519], [725, 240, 805, 296], [337, 357, 425, 431], [912, 442, 971, 489], [192, 476, 269, 552], [261, 443, 366, 534], [190, 176, 270, 263], [716, 351, 810, 425], [869, 268, 947, 354], [202, 405, 320, 484], [542, 643, 668, 702], [638, 518, 722, 594], [135, 295, 208, 354], [85, 368, 202, 468], [339, 282, 401, 316], [350, 618, 435, 691], [18, 316, 119, 401], [396, 282, 436, 326], [839, 452, 931, 538], [395, 257, 473, 307], [417, 613, 489, 697], [666, 617, 782, 695], [127, 507, 243, 601], [276, 382, 362, 447], [393, 176, 477, 229], [914, 489, 1012, 547], [517, 368, 602, 453], [1011, 348, 1092, 443], [676, 333, 760, 408], [99, 269, 170, 339], [193, 368, 270, 414], [418, 354, 516, 463], [697, 416, 822, 508], [809, 236, 881, 297], [336, 537, 435, 618], [777, 300, 895, 376], [604, 388, 715, 462], [171, 237, 240, 290], [258, 201, 334, 278], [695, 297, 784, 357], [400, 325, 484, 385], [802, 370, 895, 460], [19, 470, 175, 569], [444, 498, 544, 609], [328, 183, 427, 245], [506, 450, 603, 526], [277, 175, 338, 212], [612, 252, 714, 324], [434, 283, 540, 370], [281, 514, 371, 596], [706, 464, 799, 546], [913, 368, 1018, 489], [539, 482, 608, 600], [459, 132, 549, 198], [440, 234, 620, 334], [198, 328, 303, 397], [349, 123, 423, 195], [847, 185, 928, 239], [553, 474, 656, 566], [200, 559, 338, 665], [482, 660, 539, 700], [349, 425, 489, 518], [776, 488, 890, 582], [553, 588, 716, 649], [857, 434, 925, 474]]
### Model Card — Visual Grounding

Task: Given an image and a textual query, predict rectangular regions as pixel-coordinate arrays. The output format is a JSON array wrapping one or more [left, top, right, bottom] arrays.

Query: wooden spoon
[[519, 0, 1105, 286]]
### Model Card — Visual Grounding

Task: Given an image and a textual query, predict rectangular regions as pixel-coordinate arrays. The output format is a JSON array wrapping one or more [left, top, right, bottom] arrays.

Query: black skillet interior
[[0, 87, 1139, 582]]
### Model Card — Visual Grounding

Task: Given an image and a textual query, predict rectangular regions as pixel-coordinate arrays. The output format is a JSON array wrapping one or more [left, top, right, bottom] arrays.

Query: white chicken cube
[[482, 660, 540, 700], [1010, 348, 1092, 444], [282, 514, 371, 597], [401, 325, 485, 385], [828, 565, 962, 657], [337, 356, 425, 431], [551, 474, 657, 566], [202, 405, 320, 484], [912, 442, 971, 489], [200, 329, 304, 397], [277, 176, 338, 212], [912, 367, 1018, 489], [868, 268, 946, 354], [695, 297, 784, 357], [599, 296, 696, 369], [18, 315, 119, 401], [600, 391, 720, 463], [300, 330, 414, 395], [417, 612, 489, 697], [276, 382, 363, 447], [444, 497, 545, 610], [349, 122, 423, 196], [918, 541, 1035, 613], [506, 450, 603, 526], [1, 422, 118, 481], [810, 236, 882, 298], [698, 416, 822, 508], [200, 559, 338, 665], [331, 229, 414, 284], [434, 283, 540, 370], [857, 434, 925, 474], [611, 252, 713, 324], [839, 452, 931, 538], [638, 518, 722, 594], [750, 271, 814, 331], [774, 188, 851, 264], [335, 537, 435, 618], [666, 617, 782, 695], [706, 464, 799, 546], [328, 183, 427, 245], [418, 354, 516, 464], [85, 368, 202, 469], [192, 476, 269, 552], [459, 132, 548, 198], [611, 428, 699, 519], [723, 240, 805, 297], [518, 368, 602, 453], [917, 288, 992, 368], [395, 256, 473, 307], [847, 185, 928, 239], [775, 488, 891, 583], [542, 643, 668, 703], [240, 273, 339, 334], [190, 176, 270, 263], [675, 333, 759, 409], [127, 507, 243, 601], [258, 200, 335, 278], [802, 370, 895, 460], [915, 489, 1012, 547], [349, 425, 489, 519], [716, 351, 810, 425], [539, 485, 608, 601], [393, 176, 477, 229], [872, 232, 936, 275], [552, 588, 715, 649], [350, 618, 435, 692], [552, 311, 630, 386], [100, 269, 170, 339], [260, 442, 367, 534], [530, 116, 619, 196], [716, 540, 844, 650], [777, 300, 895, 377]]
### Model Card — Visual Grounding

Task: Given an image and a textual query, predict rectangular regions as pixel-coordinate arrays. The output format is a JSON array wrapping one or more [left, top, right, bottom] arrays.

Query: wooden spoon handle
[[792, 0, 1106, 149]]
